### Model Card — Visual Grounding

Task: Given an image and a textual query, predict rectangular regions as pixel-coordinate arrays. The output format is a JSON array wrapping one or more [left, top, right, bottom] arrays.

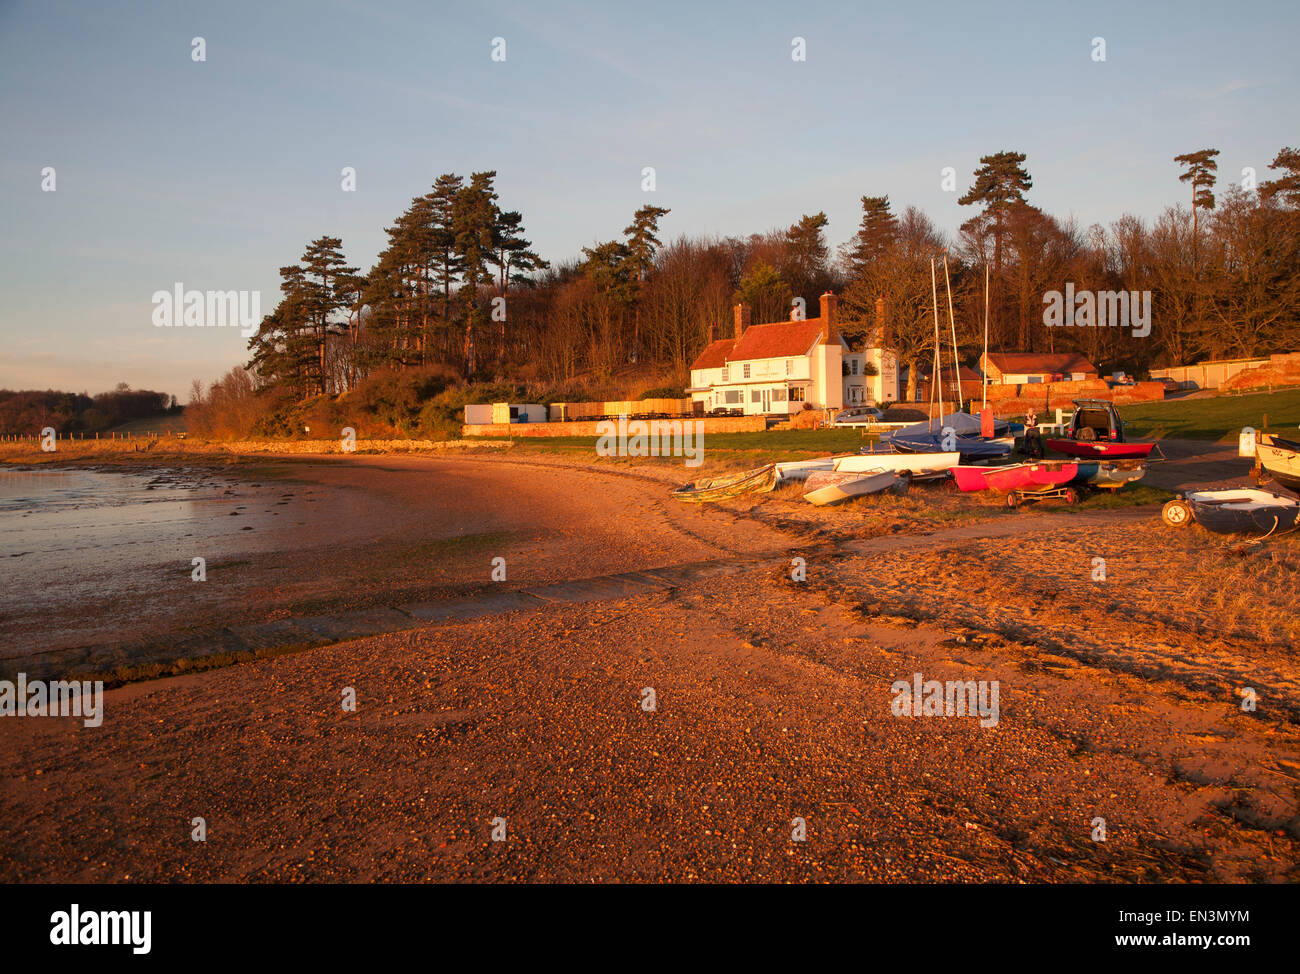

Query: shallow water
[[0, 467, 282, 618]]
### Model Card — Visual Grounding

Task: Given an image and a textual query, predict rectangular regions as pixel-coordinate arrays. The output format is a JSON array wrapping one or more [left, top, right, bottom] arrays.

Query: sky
[[1, 0, 1296, 399]]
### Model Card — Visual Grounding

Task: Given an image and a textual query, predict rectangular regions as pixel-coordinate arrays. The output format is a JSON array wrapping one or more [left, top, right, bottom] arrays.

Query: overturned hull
[[802, 470, 899, 506], [672, 464, 778, 503]]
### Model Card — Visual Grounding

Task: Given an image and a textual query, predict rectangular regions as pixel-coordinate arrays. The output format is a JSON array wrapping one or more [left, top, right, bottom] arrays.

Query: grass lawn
[[477, 426, 881, 466], [1121, 389, 1300, 441]]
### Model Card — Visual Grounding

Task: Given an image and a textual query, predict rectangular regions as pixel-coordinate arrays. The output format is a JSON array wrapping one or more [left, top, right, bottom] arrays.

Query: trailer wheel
[[1161, 498, 1192, 527], [1063, 487, 1079, 505], [1006, 492, 1021, 508]]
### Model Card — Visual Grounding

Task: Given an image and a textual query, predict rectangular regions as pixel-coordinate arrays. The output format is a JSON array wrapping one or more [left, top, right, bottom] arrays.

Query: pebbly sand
[[0, 448, 1296, 882]]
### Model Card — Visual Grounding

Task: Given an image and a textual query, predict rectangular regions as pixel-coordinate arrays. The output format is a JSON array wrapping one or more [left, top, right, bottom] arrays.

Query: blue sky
[[1, 0, 1295, 398]]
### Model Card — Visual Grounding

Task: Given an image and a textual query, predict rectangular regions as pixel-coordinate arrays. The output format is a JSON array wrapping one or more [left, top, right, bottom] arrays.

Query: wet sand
[[0, 455, 796, 673]]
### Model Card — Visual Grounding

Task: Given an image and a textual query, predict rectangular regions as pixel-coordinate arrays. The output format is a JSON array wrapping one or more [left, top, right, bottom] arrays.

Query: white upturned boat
[[833, 451, 960, 476], [802, 469, 899, 506], [774, 457, 839, 483]]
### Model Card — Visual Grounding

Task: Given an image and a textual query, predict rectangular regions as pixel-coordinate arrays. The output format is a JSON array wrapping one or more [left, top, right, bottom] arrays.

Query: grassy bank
[[1122, 389, 1300, 441], [474, 427, 878, 465]]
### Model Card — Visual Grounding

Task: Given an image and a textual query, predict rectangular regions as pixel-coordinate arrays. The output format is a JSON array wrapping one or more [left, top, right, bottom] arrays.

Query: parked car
[[833, 406, 884, 426], [1158, 377, 1181, 393]]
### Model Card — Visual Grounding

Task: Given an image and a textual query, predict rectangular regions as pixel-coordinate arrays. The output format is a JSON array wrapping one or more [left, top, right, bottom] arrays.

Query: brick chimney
[[875, 295, 891, 348], [733, 302, 751, 340], [819, 292, 837, 329], [819, 292, 840, 344]]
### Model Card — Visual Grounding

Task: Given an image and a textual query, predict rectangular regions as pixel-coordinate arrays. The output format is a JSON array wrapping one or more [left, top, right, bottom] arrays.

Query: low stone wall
[[975, 381, 1164, 418], [1221, 353, 1300, 392], [462, 415, 767, 437], [985, 378, 1113, 401]]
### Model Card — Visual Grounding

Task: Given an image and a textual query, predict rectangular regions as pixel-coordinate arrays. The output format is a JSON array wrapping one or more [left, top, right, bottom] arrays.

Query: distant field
[[105, 412, 187, 434], [1121, 389, 1300, 441]]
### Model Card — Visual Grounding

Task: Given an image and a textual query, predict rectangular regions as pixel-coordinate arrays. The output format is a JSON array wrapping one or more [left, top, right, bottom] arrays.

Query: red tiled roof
[[920, 364, 983, 381], [986, 352, 1098, 374], [727, 319, 831, 362], [690, 338, 736, 371]]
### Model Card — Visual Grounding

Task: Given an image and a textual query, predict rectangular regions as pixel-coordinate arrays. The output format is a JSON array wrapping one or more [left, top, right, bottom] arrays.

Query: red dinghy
[[1046, 438, 1155, 460], [950, 465, 1000, 492], [950, 462, 1078, 492], [985, 461, 1078, 491]]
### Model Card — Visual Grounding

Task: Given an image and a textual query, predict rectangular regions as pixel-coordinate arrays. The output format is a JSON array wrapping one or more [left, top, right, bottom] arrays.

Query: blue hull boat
[[890, 432, 1012, 461]]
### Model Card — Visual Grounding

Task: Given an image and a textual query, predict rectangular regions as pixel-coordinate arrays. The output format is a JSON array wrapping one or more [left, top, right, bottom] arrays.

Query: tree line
[[237, 147, 1300, 409], [0, 385, 177, 434]]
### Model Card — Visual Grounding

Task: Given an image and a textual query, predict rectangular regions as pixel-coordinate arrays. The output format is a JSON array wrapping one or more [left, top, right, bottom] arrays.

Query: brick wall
[[463, 416, 767, 438]]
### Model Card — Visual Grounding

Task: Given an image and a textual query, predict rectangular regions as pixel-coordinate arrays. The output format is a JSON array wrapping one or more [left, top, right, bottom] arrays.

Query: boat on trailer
[[1162, 488, 1300, 535], [1045, 398, 1157, 460], [1069, 460, 1147, 491], [1255, 433, 1300, 494], [672, 464, 778, 503], [802, 470, 901, 506], [950, 461, 1079, 497]]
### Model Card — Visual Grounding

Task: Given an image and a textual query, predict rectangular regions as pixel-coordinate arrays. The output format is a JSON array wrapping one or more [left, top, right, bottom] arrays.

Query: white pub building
[[688, 292, 898, 417]]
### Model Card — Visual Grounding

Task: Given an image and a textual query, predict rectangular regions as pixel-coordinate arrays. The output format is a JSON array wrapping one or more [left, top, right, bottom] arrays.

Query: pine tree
[[1175, 148, 1220, 236], [622, 205, 671, 352], [958, 151, 1032, 271], [784, 211, 830, 302], [453, 172, 501, 375], [1259, 147, 1300, 206], [428, 173, 465, 357], [958, 151, 1033, 346], [845, 196, 899, 275], [491, 207, 547, 360], [276, 237, 357, 396]]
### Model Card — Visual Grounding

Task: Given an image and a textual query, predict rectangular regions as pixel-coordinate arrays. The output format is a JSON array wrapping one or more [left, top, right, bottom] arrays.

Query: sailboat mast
[[982, 263, 989, 410], [943, 253, 963, 411], [930, 257, 943, 425]]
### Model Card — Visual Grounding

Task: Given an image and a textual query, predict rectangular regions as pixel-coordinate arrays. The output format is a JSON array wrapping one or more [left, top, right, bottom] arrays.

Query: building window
[[789, 386, 805, 402], [751, 389, 761, 402], [785, 359, 793, 375], [724, 390, 742, 404], [743, 363, 751, 379], [721, 366, 729, 381], [852, 360, 859, 375], [772, 387, 787, 402]]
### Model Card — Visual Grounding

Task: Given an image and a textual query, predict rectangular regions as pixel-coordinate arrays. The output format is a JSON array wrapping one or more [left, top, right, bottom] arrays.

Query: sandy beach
[[1, 446, 1297, 882]]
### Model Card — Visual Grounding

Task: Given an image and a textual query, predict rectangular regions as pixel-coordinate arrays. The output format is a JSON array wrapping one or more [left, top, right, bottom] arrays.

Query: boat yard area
[[2, 440, 1298, 882]]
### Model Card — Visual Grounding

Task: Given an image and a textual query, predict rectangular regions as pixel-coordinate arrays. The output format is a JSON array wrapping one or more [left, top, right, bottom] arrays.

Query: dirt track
[[1, 450, 1297, 882]]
